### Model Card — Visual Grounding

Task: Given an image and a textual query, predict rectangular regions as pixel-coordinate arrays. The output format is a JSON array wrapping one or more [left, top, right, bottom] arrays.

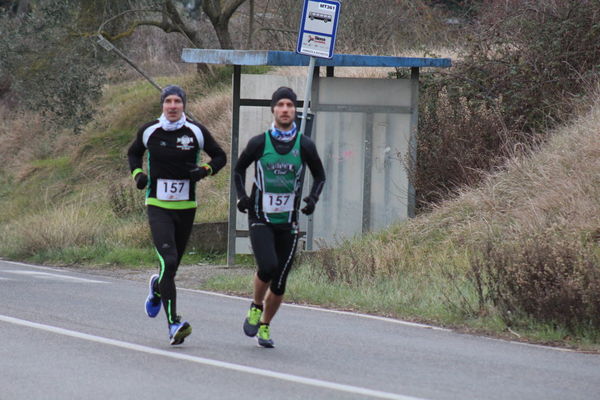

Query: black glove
[[134, 172, 148, 190], [301, 195, 317, 215], [237, 195, 251, 213], [188, 163, 209, 182]]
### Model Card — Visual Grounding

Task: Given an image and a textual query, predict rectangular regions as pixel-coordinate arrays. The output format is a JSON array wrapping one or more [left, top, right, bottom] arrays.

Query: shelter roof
[[181, 49, 451, 68]]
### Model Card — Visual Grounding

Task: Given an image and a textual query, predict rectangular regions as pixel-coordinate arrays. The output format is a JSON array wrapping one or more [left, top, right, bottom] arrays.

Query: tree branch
[[203, 0, 247, 23], [97, 8, 162, 35], [221, 0, 247, 21], [96, 4, 202, 48], [101, 20, 181, 42], [163, 0, 202, 47], [203, 0, 219, 20]]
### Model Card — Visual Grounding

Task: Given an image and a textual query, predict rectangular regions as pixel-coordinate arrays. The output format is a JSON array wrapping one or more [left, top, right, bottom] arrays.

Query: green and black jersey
[[234, 130, 326, 225], [127, 117, 226, 209]]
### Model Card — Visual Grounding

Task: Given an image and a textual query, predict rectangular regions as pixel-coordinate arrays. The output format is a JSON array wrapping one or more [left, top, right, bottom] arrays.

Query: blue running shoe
[[169, 319, 192, 345], [145, 274, 161, 318]]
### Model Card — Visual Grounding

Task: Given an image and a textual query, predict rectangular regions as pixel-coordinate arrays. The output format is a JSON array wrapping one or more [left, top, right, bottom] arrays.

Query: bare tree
[[14, 0, 29, 15], [98, 2, 204, 49], [98, 0, 248, 51], [0, 0, 30, 16], [245, 0, 253, 48], [202, 0, 247, 49]]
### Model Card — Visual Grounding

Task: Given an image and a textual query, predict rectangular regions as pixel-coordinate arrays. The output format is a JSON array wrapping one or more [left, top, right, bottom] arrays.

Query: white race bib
[[262, 192, 295, 213], [157, 179, 190, 201]]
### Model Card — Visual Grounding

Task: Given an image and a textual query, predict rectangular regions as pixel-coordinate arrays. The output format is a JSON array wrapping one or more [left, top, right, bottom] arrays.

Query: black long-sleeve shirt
[[234, 131, 326, 223], [127, 117, 226, 209]]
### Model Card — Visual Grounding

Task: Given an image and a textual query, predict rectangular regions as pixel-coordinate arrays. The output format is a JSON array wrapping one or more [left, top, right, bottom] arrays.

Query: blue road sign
[[296, 0, 341, 59]]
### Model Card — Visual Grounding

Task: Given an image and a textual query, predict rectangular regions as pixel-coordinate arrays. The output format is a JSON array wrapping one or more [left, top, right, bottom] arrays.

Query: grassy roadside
[[205, 256, 600, 352]]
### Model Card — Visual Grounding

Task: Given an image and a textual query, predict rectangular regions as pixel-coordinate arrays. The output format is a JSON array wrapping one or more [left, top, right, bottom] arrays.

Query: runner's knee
[[257, 265, 276, 283], [269, 281, 286, 296]]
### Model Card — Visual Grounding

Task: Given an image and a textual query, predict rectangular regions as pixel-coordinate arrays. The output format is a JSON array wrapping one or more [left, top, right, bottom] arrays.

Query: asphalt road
[[1, 260, 599, 400]]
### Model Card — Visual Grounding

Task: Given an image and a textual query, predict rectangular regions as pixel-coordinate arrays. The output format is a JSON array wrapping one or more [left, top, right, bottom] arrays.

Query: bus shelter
[[181, 49, 451, 265]]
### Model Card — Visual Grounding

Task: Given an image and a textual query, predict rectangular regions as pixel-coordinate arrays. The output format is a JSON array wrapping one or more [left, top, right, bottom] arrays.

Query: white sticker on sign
[[299, 33, 332, 58]]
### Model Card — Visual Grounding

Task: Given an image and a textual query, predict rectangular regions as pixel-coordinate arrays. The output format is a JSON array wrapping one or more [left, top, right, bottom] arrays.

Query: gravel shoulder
[[62, 263, 254, 291]]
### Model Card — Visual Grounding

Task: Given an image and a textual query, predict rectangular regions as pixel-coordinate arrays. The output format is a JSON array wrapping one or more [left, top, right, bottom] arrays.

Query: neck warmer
[[159, 113, 186, 131], [270, 121, 297, 142]]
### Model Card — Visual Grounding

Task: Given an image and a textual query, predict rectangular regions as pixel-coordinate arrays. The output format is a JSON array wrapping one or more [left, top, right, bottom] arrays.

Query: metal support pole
[[96, 35, 162, 91], [362, 114, 374, 233], [300, 56, 316, 134], [227, 65, 242, 266], [96, 34, 202, 123], [408, 67, 420, 218]]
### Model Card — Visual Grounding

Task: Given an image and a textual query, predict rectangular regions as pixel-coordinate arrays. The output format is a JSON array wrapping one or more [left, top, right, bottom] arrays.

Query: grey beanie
[[160, 85, 186, 107], [270, 86, 297, 111]]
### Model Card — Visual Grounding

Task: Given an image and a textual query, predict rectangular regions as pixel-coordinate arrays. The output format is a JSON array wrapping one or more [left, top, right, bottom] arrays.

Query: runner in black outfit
[[127, 85, 226, 345], [235, 87, 326, 347]]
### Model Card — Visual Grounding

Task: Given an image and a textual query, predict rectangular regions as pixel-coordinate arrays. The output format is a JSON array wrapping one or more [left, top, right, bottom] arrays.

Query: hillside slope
[[0, 73, 232, 265]]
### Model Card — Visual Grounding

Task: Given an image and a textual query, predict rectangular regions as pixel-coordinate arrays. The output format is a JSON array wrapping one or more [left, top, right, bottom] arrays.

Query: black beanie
[[270, 86, 297, 111], [160, 85, 186, 107]]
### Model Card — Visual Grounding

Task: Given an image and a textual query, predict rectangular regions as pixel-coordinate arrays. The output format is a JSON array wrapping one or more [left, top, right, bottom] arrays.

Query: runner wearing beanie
[[127, 84, 227, 345], [234, 86, 326, 347]]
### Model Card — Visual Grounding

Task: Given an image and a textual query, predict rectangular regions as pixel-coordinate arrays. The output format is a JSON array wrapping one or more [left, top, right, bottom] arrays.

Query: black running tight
[[249, 218, 299, 296], [147, 205, 196, 324]]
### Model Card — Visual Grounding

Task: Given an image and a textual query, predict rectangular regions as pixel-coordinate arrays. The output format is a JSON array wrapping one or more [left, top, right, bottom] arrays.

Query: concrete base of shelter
[[188, 222, 228, 253]]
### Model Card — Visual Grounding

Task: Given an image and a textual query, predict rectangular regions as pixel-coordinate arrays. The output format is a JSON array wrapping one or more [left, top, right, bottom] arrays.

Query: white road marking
[[180, 287, 451, 331], [0, 314, 429, 400], [2, 270, 106, 284], [0, 260, 63, 271]]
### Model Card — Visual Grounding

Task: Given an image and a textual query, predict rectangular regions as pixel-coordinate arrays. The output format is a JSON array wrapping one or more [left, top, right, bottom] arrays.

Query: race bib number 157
[[262, 192, 294, 213], [157, 179, 190, 201]]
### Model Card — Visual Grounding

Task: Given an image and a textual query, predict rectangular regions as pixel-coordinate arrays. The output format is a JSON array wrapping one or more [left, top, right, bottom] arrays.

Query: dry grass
[[187, 87, 232, 153], [0, 105, 52, 179], [0, 197, 110, 257]]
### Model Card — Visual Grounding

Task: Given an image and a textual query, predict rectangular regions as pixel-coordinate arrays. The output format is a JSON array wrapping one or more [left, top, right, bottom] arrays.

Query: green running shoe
[[257, 324, 274, 348], [243, 304, 262, 337]]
